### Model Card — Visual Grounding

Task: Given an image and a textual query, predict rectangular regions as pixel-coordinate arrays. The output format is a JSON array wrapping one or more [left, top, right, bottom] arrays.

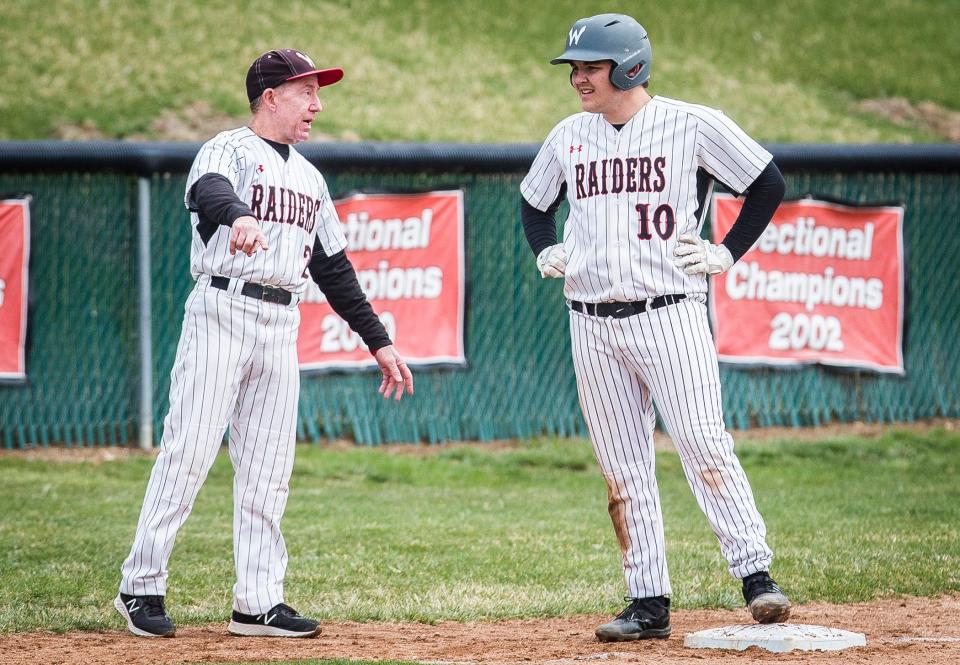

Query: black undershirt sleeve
[[188, 173, 256, 245], [520, 184, 566, 258], [308, 242, 392, 354], [720, 160, 786, 262]]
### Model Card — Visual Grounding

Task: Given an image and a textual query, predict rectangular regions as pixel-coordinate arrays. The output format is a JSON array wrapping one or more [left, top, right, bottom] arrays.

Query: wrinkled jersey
[[521, 96, 770, 302], [184, 126, 347, 294]]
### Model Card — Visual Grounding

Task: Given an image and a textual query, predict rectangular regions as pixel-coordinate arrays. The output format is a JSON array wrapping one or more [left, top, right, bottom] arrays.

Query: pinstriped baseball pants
[[569, 294, 773, 599], [120, 283, 301, 614]]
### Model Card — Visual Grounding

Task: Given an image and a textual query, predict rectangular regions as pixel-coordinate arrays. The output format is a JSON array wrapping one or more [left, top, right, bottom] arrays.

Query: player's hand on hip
[[536, 244, 567, 278], [230, 216, 269, 256], [374, 344, 414, 401], [673, 233, 734, 275]]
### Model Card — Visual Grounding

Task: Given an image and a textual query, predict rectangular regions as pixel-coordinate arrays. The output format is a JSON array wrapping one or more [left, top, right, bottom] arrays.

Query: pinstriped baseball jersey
[[521, 96, 770, 303], [185, 126, 347, 294], [522, 89, 780, 605], [120, 127, 344, 616]]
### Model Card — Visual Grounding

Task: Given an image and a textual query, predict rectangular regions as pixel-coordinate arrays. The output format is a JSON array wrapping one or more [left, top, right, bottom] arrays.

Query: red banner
[[298, 190, 466, 370], [0, 198, 30, 381], [710, 195, 905, 374]]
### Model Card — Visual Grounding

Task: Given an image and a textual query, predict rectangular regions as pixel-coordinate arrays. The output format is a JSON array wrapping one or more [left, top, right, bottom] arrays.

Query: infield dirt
[[4, 594, 958, 665]]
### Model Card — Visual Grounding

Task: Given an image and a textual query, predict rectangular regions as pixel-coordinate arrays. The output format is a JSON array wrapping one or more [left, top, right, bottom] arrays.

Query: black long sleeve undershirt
[[720, 160, 786, 261], [189, 173, 255, 244], [519, 161, 785, 263], [308, 245, 392, 353], [520, 185, 565, 258]]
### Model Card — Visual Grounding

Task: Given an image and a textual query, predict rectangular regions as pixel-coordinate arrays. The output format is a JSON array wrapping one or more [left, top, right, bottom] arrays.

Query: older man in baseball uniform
[[521, 15, 791, 641], [115, 48, 413, 639]]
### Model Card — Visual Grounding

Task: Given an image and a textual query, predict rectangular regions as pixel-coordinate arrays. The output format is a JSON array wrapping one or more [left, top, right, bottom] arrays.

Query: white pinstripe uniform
[[119, 126, 347, 614], [521, 97, 775, 599]]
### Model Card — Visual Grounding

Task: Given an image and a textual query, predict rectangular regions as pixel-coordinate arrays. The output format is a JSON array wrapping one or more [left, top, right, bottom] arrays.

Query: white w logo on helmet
[[568, 26, 587, 46]]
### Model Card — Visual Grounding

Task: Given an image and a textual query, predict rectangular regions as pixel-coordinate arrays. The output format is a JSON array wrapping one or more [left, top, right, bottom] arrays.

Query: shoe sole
[[749, 593, 792, 624], [228, 620, 321, 638], [595, 626, 672, 642], [113, 595, 176, 638]]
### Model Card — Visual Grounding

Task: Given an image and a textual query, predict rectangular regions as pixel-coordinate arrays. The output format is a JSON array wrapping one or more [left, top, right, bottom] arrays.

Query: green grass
[[0, 0, 955, 142], [0, 428, 958, 634]]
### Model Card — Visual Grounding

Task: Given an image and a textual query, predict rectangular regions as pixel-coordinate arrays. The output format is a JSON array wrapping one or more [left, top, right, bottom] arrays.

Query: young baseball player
[[115, 49, 413, 639], [520, 15, 791, 641]]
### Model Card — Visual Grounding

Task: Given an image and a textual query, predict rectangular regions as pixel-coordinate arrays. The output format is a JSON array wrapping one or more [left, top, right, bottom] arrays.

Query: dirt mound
[[4, 595, 959, 665], [855, 98, 960, 142]]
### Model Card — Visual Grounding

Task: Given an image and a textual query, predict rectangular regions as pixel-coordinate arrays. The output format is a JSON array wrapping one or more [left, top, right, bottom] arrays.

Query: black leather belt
[[209, 276, 293, 306], [569, 294, 686, 318]]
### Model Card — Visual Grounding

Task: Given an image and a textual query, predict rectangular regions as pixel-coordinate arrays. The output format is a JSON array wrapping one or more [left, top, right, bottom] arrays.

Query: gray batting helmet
[[550, 14, 652, 90]]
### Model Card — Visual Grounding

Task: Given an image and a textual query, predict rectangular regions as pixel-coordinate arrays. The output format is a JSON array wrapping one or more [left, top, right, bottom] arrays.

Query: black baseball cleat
[[595, 595, 671, 642], [228, 602, 321, 637], [742, 571, 792, 623], [114, 593, 176, 637]]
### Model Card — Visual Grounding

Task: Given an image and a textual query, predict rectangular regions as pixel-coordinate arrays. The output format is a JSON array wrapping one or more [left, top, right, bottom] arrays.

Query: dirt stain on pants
[[605, 474, 631, 556]]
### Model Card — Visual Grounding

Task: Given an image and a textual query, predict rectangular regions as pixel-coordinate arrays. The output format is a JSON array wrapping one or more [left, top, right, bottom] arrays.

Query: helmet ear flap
[[610, 50, 651, 90]]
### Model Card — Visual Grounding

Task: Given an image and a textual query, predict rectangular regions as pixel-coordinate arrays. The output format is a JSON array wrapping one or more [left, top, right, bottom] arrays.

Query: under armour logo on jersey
[[569, 144, 583, 153], [257, 164, 265, 173], [568, 26, 587, 45]]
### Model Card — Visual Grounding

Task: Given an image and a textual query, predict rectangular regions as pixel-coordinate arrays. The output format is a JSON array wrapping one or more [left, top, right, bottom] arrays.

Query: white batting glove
[[673, 233, 734, 275], [536, 244, 567, 279]]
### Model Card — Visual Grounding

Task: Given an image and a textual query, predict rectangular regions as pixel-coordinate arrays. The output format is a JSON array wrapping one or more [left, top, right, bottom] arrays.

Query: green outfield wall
[[0, 143, 957, 448]]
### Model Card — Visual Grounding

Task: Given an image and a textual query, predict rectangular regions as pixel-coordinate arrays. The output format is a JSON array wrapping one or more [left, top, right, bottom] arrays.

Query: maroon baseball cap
[[246, 49, 344, 102]]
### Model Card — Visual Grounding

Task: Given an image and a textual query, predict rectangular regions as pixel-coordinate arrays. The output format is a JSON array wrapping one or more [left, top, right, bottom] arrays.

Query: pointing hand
[[230, 216, 269, 256]]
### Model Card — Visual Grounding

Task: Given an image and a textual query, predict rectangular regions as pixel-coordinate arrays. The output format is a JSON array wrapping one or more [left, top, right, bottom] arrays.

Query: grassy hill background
[[0, 0, 957, 143]]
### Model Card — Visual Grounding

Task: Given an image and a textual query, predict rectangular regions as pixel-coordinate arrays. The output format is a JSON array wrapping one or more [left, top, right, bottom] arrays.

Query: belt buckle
[[262, 286, 281, 304]]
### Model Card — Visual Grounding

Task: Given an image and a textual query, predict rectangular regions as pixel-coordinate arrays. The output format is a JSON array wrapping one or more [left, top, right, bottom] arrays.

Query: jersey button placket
[[613, 130, 632, 297], [613, 146, 631, 300], [604, 197, 620, 300]]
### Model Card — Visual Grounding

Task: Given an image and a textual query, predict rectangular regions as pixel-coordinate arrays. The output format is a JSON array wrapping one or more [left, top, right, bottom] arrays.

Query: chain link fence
[[1, 144, 957, 447]]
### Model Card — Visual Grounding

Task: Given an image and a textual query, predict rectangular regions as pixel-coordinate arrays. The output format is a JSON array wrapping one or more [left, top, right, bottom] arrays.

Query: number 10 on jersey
[[636, 203, 675, 240]]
